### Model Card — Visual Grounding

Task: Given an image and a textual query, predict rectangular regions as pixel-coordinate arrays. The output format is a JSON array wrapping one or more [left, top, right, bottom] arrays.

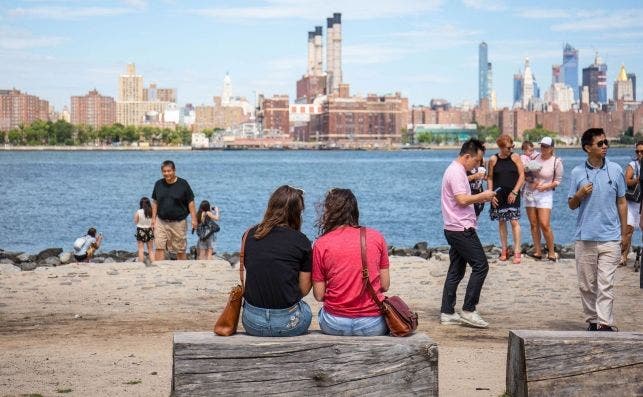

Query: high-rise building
[[0, 89, 49, 131], [221, 73, 232, 105], [552, 64, 562, 85], [544, 83, 575, 111], [143, 83, 176, 103], [562, 43, 579, 101], [582, 52, 608, 105], [326, 13, 342, 94], [119, 63, 143, 101], [116, 63, 174, 126], [479, 42, 489, 103], [258, 95, 290, 134], [513, 72, 523, 106], [614, 65, 634, 102], [522, 58, 534, 108], [627, 73, 637, 101], [71, 89, 116, 129]]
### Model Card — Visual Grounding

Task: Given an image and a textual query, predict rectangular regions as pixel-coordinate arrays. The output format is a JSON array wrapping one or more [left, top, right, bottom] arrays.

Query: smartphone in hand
[[493, 187, 503, 194]]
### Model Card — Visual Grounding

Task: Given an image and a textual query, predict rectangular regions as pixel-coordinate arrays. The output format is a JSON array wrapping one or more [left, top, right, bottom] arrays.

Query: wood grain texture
[[506, 330, 643, 397], [173, 332, 438, 396]]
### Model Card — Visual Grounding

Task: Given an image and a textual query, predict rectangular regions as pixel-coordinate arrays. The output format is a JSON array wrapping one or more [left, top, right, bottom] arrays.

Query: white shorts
[[523, 189, 553, 209], [626, 200, 640, 227]]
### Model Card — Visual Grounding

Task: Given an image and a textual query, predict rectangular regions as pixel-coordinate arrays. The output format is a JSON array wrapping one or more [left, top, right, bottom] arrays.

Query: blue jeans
[[318, 307, 388, 336], [242, 300, 312, 337]]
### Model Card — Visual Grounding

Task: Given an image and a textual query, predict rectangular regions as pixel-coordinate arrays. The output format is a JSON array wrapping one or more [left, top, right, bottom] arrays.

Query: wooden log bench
[[506, 330, 643, 397], [172, 331, 438, 396]]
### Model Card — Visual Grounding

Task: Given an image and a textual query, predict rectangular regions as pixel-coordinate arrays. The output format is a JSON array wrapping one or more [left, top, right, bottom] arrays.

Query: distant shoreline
[[0, 143, 599, 152]]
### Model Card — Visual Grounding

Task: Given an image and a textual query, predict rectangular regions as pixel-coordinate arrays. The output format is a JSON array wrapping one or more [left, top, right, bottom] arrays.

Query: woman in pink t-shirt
[[312, 188, 390, 336]]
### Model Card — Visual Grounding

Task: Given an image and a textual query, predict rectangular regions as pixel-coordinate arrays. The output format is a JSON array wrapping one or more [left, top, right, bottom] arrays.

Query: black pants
[[440, 228, 489, 314]]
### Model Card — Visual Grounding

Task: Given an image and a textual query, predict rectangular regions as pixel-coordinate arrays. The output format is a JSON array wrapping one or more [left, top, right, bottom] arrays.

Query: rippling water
[[0, 148, 638, 253]]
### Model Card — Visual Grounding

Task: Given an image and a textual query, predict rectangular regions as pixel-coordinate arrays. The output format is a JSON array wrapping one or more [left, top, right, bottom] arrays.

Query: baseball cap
[[540, 137, 553, 147]]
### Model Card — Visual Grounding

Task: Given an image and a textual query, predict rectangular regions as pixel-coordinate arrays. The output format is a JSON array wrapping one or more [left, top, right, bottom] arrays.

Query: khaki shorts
[[155, 218, 187, 252]]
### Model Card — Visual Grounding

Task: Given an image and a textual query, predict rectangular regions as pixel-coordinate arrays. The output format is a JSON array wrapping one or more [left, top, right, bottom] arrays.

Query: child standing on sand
[[134, 197, 154, 263]]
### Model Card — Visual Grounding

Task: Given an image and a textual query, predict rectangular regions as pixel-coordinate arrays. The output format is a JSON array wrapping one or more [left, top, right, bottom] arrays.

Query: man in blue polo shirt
[[568, 128, 627, 332]]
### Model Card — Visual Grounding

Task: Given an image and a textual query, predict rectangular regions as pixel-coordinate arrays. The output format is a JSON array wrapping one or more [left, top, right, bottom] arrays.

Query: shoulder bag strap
[[360, 227, 386, 313], [552, 156, 557, 182], [239, 229, 250, 289]]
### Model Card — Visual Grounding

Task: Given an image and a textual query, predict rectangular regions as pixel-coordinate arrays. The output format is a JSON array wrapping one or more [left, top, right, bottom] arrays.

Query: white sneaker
[[440, 312, 462, 325], [460, 310, 489, 328]]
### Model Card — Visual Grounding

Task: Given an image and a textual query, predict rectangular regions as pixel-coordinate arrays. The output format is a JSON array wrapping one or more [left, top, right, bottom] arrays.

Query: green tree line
[[3, 120, 193, 146]]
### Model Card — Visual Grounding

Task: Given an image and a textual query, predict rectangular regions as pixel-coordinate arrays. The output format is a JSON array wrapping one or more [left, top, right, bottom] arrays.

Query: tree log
[[506, 330, 643, 397], [173, 331, 438, 396]]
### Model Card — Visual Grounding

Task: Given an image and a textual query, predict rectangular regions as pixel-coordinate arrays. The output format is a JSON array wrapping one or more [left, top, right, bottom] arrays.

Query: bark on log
[[506, 330, 643, 397], [173, 331, 438, 396]]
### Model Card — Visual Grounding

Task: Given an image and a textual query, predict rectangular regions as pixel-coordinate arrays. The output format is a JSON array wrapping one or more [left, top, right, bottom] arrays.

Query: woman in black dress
[[487, 134, 525, 264]]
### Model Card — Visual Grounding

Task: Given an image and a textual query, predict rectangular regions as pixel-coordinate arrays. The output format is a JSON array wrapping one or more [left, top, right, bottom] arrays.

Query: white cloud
[[188, 0, 443, 20], [121, 0, 147, 9], [514, 8, 571, 19], [551, 10, 643, 31], [461, 0, 506, 12], [0, 27, 67, 50], [8, 6, 133, 19]]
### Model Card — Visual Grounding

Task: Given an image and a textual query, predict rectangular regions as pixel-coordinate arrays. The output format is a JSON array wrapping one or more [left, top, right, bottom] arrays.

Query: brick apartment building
[[309, 84, 408, 141], [0, 89, 49, 131], [70, 89, 116, 129], [259, 95, 290, 134]]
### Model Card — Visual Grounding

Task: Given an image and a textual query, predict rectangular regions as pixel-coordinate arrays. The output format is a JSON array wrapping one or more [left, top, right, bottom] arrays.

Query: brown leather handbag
[[213, 229, 249, 336], [360, 227, 418, 337]]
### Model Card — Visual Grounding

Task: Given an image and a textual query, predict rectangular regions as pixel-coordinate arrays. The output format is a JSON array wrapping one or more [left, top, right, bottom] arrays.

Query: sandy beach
[[1, 255, 641, 397]]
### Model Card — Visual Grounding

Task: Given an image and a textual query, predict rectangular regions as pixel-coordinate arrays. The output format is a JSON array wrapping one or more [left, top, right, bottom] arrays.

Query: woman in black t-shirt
[[241, 185, 313, 337]]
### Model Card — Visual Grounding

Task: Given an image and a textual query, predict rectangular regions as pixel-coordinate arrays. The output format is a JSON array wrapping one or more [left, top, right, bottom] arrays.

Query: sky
[[1, 0, 641, 111]]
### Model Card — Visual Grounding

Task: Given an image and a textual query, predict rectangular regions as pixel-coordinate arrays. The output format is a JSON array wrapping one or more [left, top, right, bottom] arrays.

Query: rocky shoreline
[[0, 242, 587, 272]]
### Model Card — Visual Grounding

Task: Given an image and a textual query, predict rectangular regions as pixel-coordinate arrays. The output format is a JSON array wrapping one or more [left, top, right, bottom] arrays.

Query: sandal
[[513, 252, 522, 264], [499, 248, 508, 261], [547, 253, 559, 262], [528, 253, 543, 260]]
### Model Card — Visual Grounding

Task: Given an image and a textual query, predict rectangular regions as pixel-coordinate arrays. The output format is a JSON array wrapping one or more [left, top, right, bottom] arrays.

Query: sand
[[0, 255, 641, 397]]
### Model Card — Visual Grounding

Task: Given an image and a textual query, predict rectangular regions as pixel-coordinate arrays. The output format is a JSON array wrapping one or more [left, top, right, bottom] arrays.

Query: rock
[[36, 248, 63, 262], [19, 262, 38, 271], [92, 257, 105, 263], [15, 253, 33, 263], [59, 252, 72, 264], [391, 247, 411, 256], [189, 246, 197, 260], [0, 250, 22, 261], [227, 254, 240, 267], [0, 263, 21, 272], [0, 258, 15, 266], [413, 241, 428, 251], [104, 257, 115, 263], [44, 257, 61, 267], [433, 253, 445, 261]]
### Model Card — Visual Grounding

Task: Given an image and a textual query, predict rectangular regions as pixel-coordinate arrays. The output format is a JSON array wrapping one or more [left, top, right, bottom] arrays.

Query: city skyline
[[1, 0, 642, 111]]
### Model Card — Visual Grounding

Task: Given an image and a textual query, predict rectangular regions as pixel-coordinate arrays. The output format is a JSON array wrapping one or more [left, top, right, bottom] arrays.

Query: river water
[[0, 148, 639, 253]]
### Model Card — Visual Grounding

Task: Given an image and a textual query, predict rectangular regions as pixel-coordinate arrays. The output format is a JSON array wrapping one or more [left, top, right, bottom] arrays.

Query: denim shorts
[[318, 307, 388, 336], [242, 300, 312, 337]]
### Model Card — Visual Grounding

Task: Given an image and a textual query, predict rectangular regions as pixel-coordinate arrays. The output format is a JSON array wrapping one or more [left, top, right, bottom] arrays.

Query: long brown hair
[[316, 188, 359, 235], [254, 185, 305, 239]]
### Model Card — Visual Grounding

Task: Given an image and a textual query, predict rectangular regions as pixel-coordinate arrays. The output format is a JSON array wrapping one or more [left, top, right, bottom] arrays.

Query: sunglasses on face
[[635, 150, 643, 155], [502, 144, 515, 150], [594, 139, 609, 148]]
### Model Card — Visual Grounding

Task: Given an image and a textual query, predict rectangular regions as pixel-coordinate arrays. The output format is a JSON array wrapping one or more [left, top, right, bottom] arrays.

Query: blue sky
[[1, 0, 641, 111]]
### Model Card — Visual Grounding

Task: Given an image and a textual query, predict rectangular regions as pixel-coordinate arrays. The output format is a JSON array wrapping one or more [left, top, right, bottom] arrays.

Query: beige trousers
[[574, 240, 619, 326]]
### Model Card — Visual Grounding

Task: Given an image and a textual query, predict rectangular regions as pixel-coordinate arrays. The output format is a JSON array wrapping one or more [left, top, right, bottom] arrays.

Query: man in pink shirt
[[440, 138, 496, 328]]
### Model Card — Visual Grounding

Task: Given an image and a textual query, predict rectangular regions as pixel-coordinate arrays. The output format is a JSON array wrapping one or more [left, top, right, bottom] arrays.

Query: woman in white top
[[523, 137, 564, 261], [134, 196, 154, 263], [621, 141, 643, 266]]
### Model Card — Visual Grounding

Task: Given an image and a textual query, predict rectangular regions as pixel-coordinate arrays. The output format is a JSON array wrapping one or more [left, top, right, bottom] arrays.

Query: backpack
[[73, 236, 88, 251], [196, 219, 220, 241]]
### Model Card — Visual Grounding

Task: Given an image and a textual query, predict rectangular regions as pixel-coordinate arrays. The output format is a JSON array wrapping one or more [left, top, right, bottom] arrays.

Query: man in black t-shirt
[[151, 160, 197, 261]]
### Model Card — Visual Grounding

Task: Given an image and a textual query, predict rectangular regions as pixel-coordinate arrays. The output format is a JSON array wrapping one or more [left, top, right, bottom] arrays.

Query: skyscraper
[[479, 42, 489, 103], [552, 64, 562, 85], [562, 43, 579, 101], [222, 73, 232, 105], [522, 58, 534, 108], [627, 73, 637, 101], [613, 65, 634, 102], [582, 53, 608, 105], [513, 72, 523, 105], [119, 63, 143, 102]]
